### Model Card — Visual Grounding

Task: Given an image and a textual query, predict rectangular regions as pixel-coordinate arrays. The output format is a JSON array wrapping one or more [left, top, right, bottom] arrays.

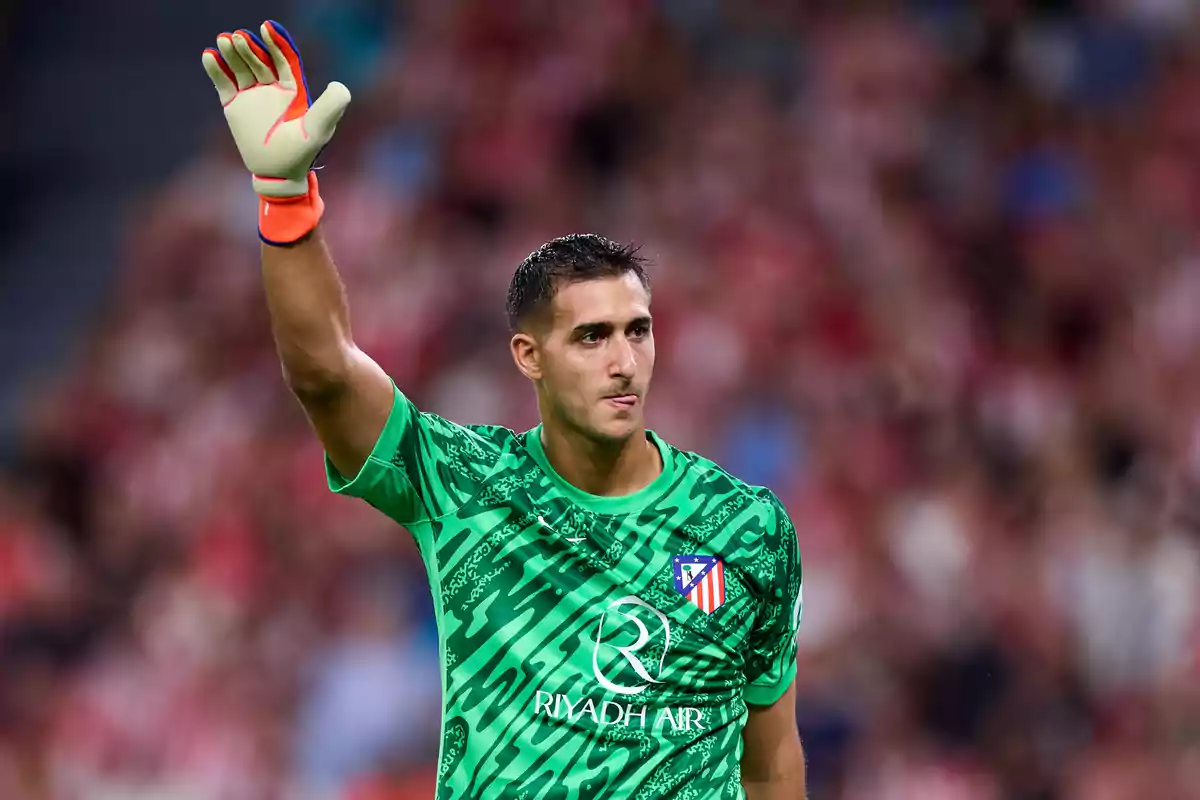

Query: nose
[[609, 335, 636, 378]]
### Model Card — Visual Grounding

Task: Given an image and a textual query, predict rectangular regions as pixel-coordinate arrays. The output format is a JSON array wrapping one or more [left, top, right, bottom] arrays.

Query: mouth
[[604, 394, 638, 409]]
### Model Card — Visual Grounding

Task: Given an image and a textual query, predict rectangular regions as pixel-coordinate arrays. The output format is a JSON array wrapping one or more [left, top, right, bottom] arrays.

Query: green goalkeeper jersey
[[325, 382, 804, 800]]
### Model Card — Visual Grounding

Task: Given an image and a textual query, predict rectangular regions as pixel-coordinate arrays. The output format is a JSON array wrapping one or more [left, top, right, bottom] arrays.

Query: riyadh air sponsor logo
[[531, 595, 706, 733], [531, 692, 706, 732]]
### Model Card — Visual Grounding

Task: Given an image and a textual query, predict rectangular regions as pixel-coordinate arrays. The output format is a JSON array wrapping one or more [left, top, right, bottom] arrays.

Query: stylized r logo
[[592, 596, 671, 696]]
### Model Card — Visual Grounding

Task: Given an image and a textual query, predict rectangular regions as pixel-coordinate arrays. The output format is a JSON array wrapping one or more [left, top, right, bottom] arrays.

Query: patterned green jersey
[[325, 383, 804, 799]]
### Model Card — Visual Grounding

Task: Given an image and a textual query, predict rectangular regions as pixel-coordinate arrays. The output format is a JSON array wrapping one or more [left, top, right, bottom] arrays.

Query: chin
[[589, 415, 642, 443]]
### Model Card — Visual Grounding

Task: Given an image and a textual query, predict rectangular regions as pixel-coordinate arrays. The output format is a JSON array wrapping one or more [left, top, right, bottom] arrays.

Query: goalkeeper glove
[[201, 21, 351, 245]]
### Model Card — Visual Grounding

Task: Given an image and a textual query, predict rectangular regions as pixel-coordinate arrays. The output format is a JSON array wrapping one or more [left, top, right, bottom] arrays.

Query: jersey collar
[[524, 425, 675, 515]]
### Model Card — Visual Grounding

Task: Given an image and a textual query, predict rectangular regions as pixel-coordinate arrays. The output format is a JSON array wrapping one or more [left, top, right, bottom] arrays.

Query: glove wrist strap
[[257, 172, 325, 246]]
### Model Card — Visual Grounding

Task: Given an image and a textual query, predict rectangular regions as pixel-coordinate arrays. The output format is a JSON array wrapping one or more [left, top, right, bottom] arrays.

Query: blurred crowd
[[3, 0, 1200, 797]]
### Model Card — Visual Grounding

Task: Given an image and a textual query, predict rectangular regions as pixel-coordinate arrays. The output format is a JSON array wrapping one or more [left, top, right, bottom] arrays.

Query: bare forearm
[[742, 741, 806, 800], [742, 775, 806, 799], [260, 227, 354, 392]]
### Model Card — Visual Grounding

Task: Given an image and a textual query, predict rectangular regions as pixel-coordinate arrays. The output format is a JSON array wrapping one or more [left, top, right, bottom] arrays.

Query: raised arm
[[261, 230, 393, 477], [202, 21, 391, 477]]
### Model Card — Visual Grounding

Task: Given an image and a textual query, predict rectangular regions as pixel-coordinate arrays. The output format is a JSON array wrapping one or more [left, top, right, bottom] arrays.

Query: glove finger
[[260, 20, 308, 104], [305, 82, 351, 143], [201, 48, 238, 106], [232, 29, 277, 85], [216, 33, 256, 90]]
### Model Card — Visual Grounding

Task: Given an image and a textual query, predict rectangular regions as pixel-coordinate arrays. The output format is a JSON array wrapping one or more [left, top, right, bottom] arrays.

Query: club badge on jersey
[[672, 555, 725, 614]]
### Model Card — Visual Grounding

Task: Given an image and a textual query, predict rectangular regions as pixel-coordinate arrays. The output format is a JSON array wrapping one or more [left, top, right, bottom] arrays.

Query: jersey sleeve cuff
[[743, 660, 797, 707], [324, 382, 404, 499]]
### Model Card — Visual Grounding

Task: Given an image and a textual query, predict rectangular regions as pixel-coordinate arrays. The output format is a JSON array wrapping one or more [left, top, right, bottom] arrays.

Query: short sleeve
[[742, 491, 804, 706], [325, 381, 504, 526]]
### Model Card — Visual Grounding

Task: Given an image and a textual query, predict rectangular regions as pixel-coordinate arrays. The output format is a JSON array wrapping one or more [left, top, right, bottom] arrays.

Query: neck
[[540, 418, 662, 497]]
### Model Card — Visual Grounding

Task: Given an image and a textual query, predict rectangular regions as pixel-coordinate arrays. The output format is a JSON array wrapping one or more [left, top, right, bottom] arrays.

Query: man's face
[[518, 273, 655, 442]]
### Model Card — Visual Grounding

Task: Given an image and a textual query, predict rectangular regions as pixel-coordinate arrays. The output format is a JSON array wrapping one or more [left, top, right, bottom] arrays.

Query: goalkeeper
[[203, 21, 806, 800]]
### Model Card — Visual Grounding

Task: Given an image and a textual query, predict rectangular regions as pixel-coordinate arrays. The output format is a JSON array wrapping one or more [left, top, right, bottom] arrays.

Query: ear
[[510, 331, 543, 381]]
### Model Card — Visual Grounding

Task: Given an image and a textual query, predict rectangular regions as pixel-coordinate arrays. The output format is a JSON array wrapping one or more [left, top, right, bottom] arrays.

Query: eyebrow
[[570, 315, 653, 338]]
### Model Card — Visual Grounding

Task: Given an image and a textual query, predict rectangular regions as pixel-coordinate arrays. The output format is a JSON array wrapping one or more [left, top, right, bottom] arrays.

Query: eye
[[580, 330, 602, 344], [629, 323, 651, 339]]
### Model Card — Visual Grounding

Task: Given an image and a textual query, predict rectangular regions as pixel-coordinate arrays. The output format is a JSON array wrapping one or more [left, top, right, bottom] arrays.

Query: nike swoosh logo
[[537, 515, 586, 543]]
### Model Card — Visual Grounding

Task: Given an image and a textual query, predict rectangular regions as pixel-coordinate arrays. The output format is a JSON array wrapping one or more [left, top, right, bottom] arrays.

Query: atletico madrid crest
[[672, 555, 725, 614]]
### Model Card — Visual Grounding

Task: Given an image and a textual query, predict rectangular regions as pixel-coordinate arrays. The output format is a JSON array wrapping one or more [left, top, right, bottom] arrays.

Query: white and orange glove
[[201, 21, 351, 245]]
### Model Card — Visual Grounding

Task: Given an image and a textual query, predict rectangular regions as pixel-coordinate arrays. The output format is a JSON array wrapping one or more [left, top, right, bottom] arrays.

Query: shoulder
[[658, 434, 787, 522], [411, 417, 520, 475], [444, 422, 527, 469], [458, 422, 522, 453], [659, 437, 801, 588]]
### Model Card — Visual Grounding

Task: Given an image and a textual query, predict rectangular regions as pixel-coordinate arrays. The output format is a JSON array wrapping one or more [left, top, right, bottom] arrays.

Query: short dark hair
[[506, 234, 650, 331]]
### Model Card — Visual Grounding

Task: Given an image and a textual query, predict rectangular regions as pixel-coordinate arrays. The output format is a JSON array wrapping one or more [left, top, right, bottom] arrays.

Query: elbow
[[281, 358, 351, 402]]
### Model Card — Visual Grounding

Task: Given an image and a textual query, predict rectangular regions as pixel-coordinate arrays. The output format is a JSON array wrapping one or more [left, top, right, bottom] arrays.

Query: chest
[[429, 479, 764, 697]]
